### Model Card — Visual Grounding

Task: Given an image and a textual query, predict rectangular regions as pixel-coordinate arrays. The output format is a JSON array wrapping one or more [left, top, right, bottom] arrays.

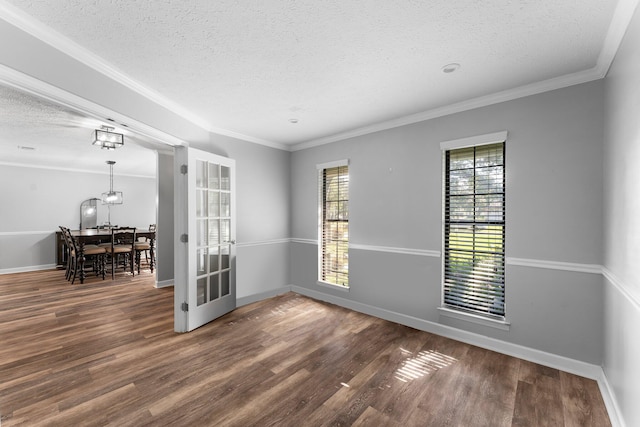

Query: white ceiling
[[0, 0, 637, 158], [0, 85, 158, 176]]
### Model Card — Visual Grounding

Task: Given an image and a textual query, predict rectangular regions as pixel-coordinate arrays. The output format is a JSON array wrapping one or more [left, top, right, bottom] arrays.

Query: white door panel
[[174, 146, 236, 332]]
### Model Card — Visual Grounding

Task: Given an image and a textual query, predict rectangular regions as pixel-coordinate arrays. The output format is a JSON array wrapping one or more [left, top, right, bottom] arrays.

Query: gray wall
[[156, 152, 175, 285], [603, 3, 640, 426], [190, 133, 291, 300], [291, 80, 604, 364], [0, 164, 156, 272]]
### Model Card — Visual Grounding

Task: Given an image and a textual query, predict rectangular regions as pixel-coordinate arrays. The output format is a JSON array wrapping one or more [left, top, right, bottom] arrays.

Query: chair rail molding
[[0, 230, 55, 236]]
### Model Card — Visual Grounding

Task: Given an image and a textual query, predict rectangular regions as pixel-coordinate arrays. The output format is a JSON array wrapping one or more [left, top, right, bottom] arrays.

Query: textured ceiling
[[0, 0, 618, 144], [0, 0, 631, 151], [0, 85, 157, 176]]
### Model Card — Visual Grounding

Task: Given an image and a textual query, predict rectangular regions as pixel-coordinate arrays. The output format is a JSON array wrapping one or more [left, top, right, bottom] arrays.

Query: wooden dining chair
[[134, 224, 155, 274], [60, 226, 107, 284], [59, 226, 74, 281], [104, 227, 136, 279]]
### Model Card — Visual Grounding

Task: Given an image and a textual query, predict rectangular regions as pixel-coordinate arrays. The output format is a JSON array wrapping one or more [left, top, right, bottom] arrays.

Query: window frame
[[440, 131, 508, 323], [317, 159, 350, 289]]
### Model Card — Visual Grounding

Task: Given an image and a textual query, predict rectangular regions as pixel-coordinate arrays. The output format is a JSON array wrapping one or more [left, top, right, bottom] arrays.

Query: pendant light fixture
[[102, 160, 123, 205], [92, 125, 124, 150]]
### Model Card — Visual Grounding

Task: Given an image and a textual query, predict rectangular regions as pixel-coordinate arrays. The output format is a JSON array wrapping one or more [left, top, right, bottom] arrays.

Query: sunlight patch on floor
[[395, 348, 457, 382]]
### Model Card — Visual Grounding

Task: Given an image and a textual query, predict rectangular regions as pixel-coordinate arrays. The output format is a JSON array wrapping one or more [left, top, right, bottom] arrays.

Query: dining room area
[[57, 224, 157, 284], [0, 83, 168, 286]]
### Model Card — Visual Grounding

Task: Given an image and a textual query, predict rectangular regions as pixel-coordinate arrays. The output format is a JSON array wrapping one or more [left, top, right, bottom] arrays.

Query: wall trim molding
[[0, 230, 54, 236], [291, 238, 604, 274], [0, 7, 286, 151], [598, 368, 626, 427], [602, 267, 640, 313], [2, 236, 607, 278], [0, 3, 210, 133], [3, 0, 636, 155], [0, 64, 185, 149], [155, 279, 174, 289], [291, 68, 604, 151], [506, 257, 603, 275], [0, 264, 57, 275], [289, 285, 601, 376], [237, 238, 290, 248], [237, 286, 292, 308], [291, 238, 318, 245], [350, 243, 440, 258], [290, 0, 637, 152]]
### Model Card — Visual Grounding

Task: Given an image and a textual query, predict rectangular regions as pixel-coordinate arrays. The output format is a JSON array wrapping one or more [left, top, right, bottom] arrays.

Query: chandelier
[[101, 160, 123, 205], [92, 126, 124, 150]]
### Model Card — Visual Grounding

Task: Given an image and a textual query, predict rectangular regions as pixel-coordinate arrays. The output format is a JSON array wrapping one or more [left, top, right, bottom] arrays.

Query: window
[[442, 134, 506, 319], [318, 161, 349, 287]]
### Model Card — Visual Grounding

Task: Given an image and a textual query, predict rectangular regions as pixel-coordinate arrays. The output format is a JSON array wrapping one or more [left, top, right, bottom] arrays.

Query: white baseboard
[[597, 369, 625, 427], [237, 286, 292, 307], [0, 264, 57, 275], [287, 284, 622, 427], [155, 279, 174, 289]]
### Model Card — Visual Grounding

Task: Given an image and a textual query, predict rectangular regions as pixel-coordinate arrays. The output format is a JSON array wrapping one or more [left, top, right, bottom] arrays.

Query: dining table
[[57, 228, 156, 284]]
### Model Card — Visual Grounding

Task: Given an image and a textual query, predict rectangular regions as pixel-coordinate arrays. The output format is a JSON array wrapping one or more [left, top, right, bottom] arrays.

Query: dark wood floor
[[0, 269, 610, 426]]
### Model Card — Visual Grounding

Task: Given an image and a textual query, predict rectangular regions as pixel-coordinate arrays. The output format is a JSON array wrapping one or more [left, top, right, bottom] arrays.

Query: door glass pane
[[221, 245, 230, 270], [196, 189, 207, 217], [209, 246, 220, 273], [221, 166, 230, 190], [209, 163, 220, 190], [221, 271, 230, 296], [210, 274, 220, 300], [220, 219, 230, 244], [197, 219, 208, 246], [197, 247, 208, 276], [208, 190, 220, 217], [209, 219, 219, 244], [197, 277, 207, 306], [220, 193, 230, 218], [196, 160, 207, 188]]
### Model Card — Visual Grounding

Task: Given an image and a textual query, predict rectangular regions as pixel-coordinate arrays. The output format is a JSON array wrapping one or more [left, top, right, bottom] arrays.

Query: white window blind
[[318, 163, 349, 287], [443, 142, 505, 318]]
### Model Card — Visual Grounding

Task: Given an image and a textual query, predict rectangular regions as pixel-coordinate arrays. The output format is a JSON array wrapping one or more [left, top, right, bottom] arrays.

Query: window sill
[[438, 307, 510, 331], [316, 280, 350, 292]]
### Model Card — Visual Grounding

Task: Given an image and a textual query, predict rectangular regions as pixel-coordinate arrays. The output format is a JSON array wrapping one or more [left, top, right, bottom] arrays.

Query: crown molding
[[0, 0, 210, 131], [291, 67, 604, 151], [291, 0, 639, 152], [597, 0, 640, 76], [0, 64, 186, 149], [3, 0, 637, 154], [0, 1, 287, 151], [209, 125, 290, 151]]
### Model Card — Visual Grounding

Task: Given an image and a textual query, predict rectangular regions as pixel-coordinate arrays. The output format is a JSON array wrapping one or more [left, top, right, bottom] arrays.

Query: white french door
[[174, 146, 236, 332]]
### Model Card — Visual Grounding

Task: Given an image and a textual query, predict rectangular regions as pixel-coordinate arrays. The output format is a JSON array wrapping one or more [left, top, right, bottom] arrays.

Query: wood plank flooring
[[0, 269, 611, 426]]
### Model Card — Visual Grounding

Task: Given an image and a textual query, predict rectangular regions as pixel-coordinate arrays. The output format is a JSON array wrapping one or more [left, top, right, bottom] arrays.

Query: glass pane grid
[[196, 160, 232, 305]]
